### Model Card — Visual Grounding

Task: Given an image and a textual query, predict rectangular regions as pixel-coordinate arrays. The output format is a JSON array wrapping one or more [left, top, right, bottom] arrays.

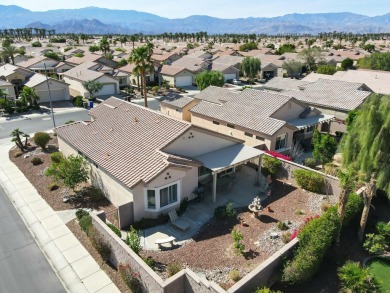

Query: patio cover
[[194, 144, 264, 173], [287, 114, 334, 130]]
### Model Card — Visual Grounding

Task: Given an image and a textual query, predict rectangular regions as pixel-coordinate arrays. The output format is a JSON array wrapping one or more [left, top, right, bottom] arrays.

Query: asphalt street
[[0, 185, 65, 293], [0, 110, 90, 139]]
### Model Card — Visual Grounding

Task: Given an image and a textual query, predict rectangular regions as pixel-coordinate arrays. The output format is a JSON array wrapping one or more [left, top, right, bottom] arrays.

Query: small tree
[[33, 132, 50, 149], [10, 128, 26, 151], [338, 261, 378, 292], [282, 60, 303, 78], [312, 129, 337, 165], [82, 80, 103, 99], [242, 57, 261, 82], [125, 226, 142, 254], [341, 58, 354, 70], [262, 156, 282, 176], [45, 155, 89, 191], [195, 71, 225, 90], [298, 47, 325, 71], [231, 229, 245, 255]]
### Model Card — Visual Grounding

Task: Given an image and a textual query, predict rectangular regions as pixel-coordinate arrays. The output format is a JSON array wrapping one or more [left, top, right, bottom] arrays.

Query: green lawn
[[367, 257, 390, 292]]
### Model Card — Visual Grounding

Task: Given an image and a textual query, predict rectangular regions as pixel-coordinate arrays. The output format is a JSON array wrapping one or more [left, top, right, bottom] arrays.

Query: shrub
[[316, 65, 337, 75], [106, 223, 121, 238], [14, 151, 22, 158], [229, 270, 241, 282], [167, 262, 182, 277], [262, 156, 282, 176], [282, 232, 292, 244], [79, 214, 93, 234], [73, 96, 84, 107], [338, 261, 379, 292], [47, 182, 59, 191], [50, 152, 63, 163], [232, 229, 245, 255], [33, 132, 50, 149], [31, 41, 42, 47], [142, 257, 154, 267], [254, 287, 283, 293], [214, 202, 236, 219], [277, 221, 289, 231], [75, 209, 89, 220], [321, 202, 332, 212], [324, 163, 339, 177], [363, 234, 387, 255], [118, 264, 143, 292], [65, 120, 75, 125], [304, 158, 317, 169], [343, 192, 363, 226], [293, 169, 325, 193], [152, 86, 159, 92], [125, 226, 142, 254], [282, 206, 340, 283], [89, 227, 111, 262], [30, 157, 43, 165], [376, 221, 390, 244]]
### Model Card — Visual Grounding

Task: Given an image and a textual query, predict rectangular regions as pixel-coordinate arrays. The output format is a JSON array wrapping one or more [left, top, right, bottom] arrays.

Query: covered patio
[[194, 144, 265, 203]]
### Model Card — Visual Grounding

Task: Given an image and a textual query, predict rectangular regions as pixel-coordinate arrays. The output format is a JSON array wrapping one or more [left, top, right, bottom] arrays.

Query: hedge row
[[293, 169, 325, 193]]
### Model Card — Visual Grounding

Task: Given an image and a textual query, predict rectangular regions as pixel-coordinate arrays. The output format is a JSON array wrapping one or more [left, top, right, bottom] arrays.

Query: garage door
[[224, 73, 237, 81], [175, 76, 192, 87], [37, 89, 66, 103], [97, 84, 116, 96]]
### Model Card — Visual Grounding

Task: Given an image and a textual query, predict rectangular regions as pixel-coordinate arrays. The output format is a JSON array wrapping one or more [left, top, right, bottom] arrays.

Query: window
[[160, 184, 177, 207], [147, 190, 156, 209], [213, 121, 220, 125], [198, 166, 211, 177], [227, 123, 235, 129], [306, 125, 315, 133], [275, 134, 287, 150], [244, 132, 253, 137], [256, 136, 265, 141]]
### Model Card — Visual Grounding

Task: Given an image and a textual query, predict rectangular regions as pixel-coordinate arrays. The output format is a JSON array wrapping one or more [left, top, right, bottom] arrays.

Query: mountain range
[[1, 5, 390, 34]]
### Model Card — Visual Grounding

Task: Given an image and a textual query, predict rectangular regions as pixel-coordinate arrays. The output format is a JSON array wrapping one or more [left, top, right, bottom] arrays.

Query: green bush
[[262, 156, 282, 176], [278, 221, 289, 231], [214, 202, 236, 220], [152, 86, 159, 92], [30, 157, 43, 165], [89, 227, 111, 262], [363, 234, 387, 255], [254, 287, 282, 293], [343, 192, 363, 226], [33, 132, 50, 149], [293, 169, 325, 193], [47, 182, 59, 191], [79, 214, 93, 234], [376, 221, 390, 244], [304, 158, 317, 169], [142, 257, 154, 267], [167, 262, 182, 277], [282, 232, 292, 244], [65, 120, 75, 125], [282, 206, 340, 283], [316, 65, 337, 75], [324, 163, 339, 177], [75, 209, 89, 220], [50, 152, 63, 163], [73, 96, 84, 107], [338, 261, 379, 292], [125, 226, 142, 254], [107, 223, 121, 238], [31, 41, 42, 47], [232, 229, 245, 255]]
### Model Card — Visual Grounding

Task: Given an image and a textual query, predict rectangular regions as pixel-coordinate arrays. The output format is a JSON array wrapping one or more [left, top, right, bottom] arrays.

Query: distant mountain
[[2, 5, 390, 34]]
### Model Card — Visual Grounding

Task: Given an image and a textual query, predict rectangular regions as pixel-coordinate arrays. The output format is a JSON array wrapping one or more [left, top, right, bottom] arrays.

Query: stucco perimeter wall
[[275, 157, 341, 196], [92, 212, 226, 293], [228, 239, 299, 293]]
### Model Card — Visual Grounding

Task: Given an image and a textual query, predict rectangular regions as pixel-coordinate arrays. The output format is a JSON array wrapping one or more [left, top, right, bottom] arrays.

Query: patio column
[[327, 120, 332, 134], [257, 155, 262, 184], [212, 172, 217, 203]]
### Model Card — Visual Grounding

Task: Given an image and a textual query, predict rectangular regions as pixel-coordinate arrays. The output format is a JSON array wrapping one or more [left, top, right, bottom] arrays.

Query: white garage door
[[175, 76, 193, 87], [97, 84, 116, 96], [37, 89, 66, 103], [224, 73, 237, 81]]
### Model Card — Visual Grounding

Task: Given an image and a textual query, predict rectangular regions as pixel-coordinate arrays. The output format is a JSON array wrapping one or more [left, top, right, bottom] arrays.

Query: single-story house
[[0, 79, 16, 99], [55, 62, 74, 74], [24, 74, 71, 102], [160, 65, 196, 87], [118, 63, 158, 87], [161, 86, 334, 152], [61, 61, 119, 98], [183, 51, 213, 60], [0, 64, 35, 96], [152, 52, 181, 65], [66, 53, 118, 68], [210, 63, 239, 81], [18, 56, 60, 74], [56, 97, 264, 226]]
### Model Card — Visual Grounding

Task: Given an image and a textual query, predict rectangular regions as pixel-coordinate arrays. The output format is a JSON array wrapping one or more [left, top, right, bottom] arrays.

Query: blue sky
[[2, 0, 389, 18]]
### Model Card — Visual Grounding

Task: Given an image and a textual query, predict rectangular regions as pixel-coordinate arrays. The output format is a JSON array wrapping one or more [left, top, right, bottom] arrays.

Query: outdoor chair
[[168, 210, 190, 231]]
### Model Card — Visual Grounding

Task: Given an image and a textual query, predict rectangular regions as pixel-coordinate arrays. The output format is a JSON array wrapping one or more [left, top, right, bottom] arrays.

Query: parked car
[[233, 79, 241, 85]]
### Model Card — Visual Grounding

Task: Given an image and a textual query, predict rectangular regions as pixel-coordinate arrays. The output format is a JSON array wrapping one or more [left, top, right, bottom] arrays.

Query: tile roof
[[282, 78, 372, 111], [24, 73, 68, 88], [61, 62, 105, 82], [0, 64, 33, 78], [161, 96, 194, 108], [212, 55, 243, 66], [66, 53, 102, 65], [191, 86, 293, 135], [263, 77, 310, 91], [210, 63, 239, 73], [151, 52, 179, 62], [160, 65, 189, 76], [56, 97, 192, 188], [18, 56, 56, 68], [171, 58, 208, 73]]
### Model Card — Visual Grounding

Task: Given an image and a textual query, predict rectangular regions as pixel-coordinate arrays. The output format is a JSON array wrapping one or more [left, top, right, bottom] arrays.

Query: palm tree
[[19, 87, 40, 108], [11, 128, 26, 151], [336, 170, 353, 244], [23, 133, 30, 148], [358, 176, 376, 242], [1, 45, 18, 65], [128, 43, 154, 108]]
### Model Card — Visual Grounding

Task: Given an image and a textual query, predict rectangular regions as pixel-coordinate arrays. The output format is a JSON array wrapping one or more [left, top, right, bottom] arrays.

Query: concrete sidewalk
[[0, 141, 120, 293]]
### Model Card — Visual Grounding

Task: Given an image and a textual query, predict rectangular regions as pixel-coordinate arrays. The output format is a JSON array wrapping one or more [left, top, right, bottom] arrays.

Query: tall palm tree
[[1, 45, 17, 65], [336, 170, 353, 244], [128, 43, 154, 108], [358, 176, 376, 242]]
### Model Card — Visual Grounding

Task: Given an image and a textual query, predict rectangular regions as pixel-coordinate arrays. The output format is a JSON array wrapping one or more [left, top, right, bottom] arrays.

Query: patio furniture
[[192, 186, 205, 202], [168, 210, 190, 231], [155, 236, 176, 249]]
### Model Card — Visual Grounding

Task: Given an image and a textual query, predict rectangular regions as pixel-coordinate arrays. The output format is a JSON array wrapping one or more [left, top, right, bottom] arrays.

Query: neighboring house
[[183, 51, 213, 60], [18, 56, 60, 74], [56, 97, 263, 225], [25, 47, 60, 57], [0, 64, 35, 96], [55, 62, 74, 74], [171, 57, 209, 73], [260, 62, 279, 80], [160, 66, 196, 87], [13, 54, 29, 65], [212, 55, 243, 71], [261, 77, 310, 92], [280, 78, 372, 133], [61, 61, 119, 98], [302, 70, 390, 96], [24, 74, 71, 102], [0, 79, 16, 99], [161, 86, 334, 152], [66, 53, 118, 68], [152, 52, 181, 65], [238, 48, 274, 57], [62, 48, 85, 59], [118, 62, 158, 87], [210, 63, 239, 81]]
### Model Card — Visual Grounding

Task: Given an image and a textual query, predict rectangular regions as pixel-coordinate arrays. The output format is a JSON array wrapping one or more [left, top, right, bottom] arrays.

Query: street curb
[[0, 142, 119, 293]]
